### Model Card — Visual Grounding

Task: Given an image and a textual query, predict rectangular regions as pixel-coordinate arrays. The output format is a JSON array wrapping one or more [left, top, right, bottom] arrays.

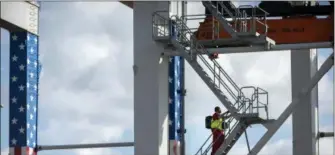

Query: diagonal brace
[[247, 52, 334, 155]]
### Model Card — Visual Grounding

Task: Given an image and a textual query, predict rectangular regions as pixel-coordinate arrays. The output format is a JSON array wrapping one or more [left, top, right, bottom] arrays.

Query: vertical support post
[[168, 1, 187, 155], [291, 49, 318, 155], [179, 56, 185, 155], [168, 56, 182, 155], [133, 2, 170, 155], [180, 2, 187, 155], [9, 31, 39, 155]]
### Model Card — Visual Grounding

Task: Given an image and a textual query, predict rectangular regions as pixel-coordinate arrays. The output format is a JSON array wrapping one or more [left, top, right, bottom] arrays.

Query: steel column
[[168, 56, 182, 155], [291, 49, 318, 155], [180, 2, 187, 155], [133, 2, 170, 155], [9, 31, 40, 155]]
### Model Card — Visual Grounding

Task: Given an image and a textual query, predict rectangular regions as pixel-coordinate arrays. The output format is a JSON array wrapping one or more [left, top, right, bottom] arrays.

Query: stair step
[[237, 113, 259, 118]]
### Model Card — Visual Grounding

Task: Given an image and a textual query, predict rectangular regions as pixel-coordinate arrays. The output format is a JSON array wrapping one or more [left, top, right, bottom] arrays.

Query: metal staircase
[[216, 118, 247, 155], [152, 12, 273, 155], [202, 1, 275, 46], [193, 103, 271, 155]]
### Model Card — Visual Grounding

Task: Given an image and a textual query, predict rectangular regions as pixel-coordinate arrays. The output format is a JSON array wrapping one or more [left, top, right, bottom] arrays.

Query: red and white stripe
[[9, 147, 36, 155], [169, 140, 180, 155]]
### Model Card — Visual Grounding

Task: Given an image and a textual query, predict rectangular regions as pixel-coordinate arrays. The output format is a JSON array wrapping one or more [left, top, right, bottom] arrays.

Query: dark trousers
[[211, 129, 225, 155]]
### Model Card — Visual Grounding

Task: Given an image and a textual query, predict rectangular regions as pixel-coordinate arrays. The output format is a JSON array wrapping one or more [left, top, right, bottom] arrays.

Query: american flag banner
[[9, 31, 39, 155], [168, 56, 182, 155]]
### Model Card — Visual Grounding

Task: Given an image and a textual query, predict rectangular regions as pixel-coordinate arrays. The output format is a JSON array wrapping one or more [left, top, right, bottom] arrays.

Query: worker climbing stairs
[[152, 10, 274, 155]]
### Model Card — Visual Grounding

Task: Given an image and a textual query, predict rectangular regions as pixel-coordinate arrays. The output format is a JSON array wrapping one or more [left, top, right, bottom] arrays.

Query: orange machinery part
[[119, 1, 333, 44], [195, 16, 334, 44]]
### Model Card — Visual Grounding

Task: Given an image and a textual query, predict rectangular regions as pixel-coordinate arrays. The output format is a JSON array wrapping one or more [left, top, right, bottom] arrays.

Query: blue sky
[[1, 2, 334, 155]]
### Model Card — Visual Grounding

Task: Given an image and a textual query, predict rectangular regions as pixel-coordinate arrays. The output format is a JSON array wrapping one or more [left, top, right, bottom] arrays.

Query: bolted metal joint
[[164, 42, 177, 50], [177, 89, 187, 96], [177, 128, 187, 134]]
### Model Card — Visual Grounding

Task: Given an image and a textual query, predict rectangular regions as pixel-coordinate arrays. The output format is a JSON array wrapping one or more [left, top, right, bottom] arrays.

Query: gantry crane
[[0, 1, 333, 155]]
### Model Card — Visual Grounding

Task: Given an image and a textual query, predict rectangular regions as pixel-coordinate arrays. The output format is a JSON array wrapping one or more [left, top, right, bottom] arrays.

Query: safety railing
[[152, 11, 171, 40], [152, 13, 271, 155], [169, 14, 242, 107], [152, 11, 271, 115], [180, 14, 227, 41], [194, 113, 236, 155], [178, 4, 270, 45], [204, 1, 269, 36], [254, 6, 269, 35], [194, 133, 213, 155], [237, 5, 269, 35], [223, 86, 269, 136], [165, 16, 248, 155], [195, 111, 248, 155], [237, 86, 269, 119], [197, 86, 269, 155]]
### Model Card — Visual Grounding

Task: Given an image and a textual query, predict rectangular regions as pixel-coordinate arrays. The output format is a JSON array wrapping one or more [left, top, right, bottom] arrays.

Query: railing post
[[264, 10, 268, 35], [214, 64, 216, 85], [256, 88, 259, 113], [218, 67, 221, 89], [252, 7, 256, 33]]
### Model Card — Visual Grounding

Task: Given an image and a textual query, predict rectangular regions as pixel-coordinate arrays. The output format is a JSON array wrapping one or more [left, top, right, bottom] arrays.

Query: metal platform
[[196, 34, 275, 48]]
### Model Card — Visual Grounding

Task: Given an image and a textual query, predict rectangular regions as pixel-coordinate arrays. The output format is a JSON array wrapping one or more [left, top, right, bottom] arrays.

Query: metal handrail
[[217, 1, 234, 19], [237, 5, 269, 35], [194, 133, 213, 155], [153, 12, 270, 117], [169, 15, 242, 105], [154, 12, 270, 115], [152, 12, 271, 155]]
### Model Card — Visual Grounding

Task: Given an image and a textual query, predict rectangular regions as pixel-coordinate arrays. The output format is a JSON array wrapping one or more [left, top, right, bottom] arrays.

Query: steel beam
[[205, 42, 333, 54], [317, 132, 334, 138], [221, 5, 333, 18], [0, 1, 39, 35], [38, 142, 135, 151], [247, 52, 334, 155], [162, 42, 333, 56]]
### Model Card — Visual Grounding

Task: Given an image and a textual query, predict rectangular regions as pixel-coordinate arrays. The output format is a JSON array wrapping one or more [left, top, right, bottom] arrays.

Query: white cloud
[[75, 148, 121, 155], [59, 34, 118, 70], [39, 119, 125, 144], [73, 2, 119, 18], [35, 2, 134, 155], [317, 52, 333, 115], [1, 148, 9, 155]]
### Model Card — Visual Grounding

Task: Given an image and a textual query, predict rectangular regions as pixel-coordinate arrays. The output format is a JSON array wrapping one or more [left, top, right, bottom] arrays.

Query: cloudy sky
[[1, 1, 334, 155]]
